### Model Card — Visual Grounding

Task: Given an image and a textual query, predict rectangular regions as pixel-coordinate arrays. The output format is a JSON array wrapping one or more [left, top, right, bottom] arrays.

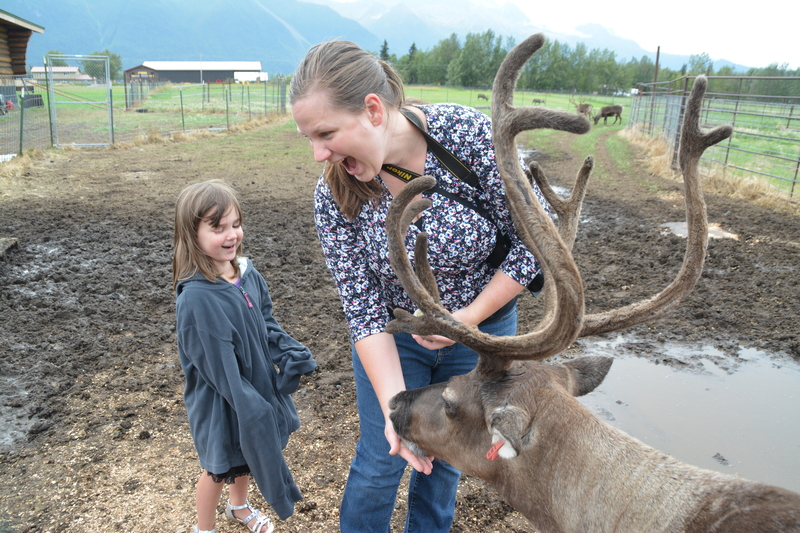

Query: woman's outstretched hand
[[385, 419, 433, 474], [411, 306, 480, 350], [411, 334, 455, 350]]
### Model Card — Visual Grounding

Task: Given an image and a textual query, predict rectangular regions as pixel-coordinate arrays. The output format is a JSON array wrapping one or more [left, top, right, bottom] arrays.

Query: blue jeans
[[340, 301, 518, 533]]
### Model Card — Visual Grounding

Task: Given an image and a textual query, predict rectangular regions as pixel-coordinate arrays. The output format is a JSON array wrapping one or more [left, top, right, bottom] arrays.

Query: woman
[[290, 40, 547, 533]]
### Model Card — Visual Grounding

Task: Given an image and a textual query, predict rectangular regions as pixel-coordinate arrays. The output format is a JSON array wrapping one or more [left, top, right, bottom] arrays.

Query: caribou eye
[[442, 397, 456, 418]]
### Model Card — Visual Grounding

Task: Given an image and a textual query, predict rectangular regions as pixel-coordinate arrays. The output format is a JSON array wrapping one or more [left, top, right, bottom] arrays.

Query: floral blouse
[[314, 103, 549, 342]]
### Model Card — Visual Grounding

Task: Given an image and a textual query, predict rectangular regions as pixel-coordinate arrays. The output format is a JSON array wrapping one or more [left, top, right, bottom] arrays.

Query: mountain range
[[6, 0, 751, 77]]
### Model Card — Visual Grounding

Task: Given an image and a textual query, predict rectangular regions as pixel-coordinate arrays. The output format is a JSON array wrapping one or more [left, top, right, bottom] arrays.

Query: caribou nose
[[388, 389, 414, 411], [388, 393, 412, 436]]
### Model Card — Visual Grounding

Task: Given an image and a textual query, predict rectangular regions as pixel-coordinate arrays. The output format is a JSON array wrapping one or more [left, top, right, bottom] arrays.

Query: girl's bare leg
[[196, 470, 225, 531]]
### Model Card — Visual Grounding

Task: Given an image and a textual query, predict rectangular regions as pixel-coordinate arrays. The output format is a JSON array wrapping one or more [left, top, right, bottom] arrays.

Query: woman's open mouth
[[341, 156, 357, 175]]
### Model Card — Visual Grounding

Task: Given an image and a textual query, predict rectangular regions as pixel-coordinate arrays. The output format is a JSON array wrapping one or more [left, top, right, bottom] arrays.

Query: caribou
[[386, 33, 800, 532], [570, 94, 592, 116], [594, 104, 624, 125]]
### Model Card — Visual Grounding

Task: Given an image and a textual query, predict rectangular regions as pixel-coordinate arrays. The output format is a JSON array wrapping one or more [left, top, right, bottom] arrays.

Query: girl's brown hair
[[172, 179, 243, 290], [290, 40, 406, 220]]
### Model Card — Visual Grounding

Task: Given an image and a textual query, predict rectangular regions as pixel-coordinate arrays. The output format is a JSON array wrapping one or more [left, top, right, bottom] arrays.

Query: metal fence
[[113, 79, 287, 143], [0, 75, 51, 160], [628, 76, 800, 197], [0, 76, 287, 158], [45, 54, 114, 147]]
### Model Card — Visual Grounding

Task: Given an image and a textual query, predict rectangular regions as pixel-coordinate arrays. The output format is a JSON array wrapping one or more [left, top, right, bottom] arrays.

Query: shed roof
[[31, 66, 80, 73], [0, 9, 45, 33], [142, 61, 262, 71]]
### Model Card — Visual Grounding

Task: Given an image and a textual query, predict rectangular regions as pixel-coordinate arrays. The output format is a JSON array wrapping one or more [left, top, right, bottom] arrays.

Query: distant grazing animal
[[531, 98, 545, 105], [477, 93, 489, 101], [570, 95, 592, 116], [594, 104, 624, 125], [386, 33, 800, 533]]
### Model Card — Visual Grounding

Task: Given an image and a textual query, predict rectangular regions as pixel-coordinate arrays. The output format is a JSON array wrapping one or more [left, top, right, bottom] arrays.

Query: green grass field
[[403, 85, 625, 116], [11, 82, 798, 196]]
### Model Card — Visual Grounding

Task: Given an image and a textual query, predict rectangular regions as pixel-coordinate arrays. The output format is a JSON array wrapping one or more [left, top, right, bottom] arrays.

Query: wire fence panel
[[45, 54, 113, 147], [0, 76, 287, 159], [113, 80, 286, 143], [0, 75, 50, 160], [629, 75, 800, 197]]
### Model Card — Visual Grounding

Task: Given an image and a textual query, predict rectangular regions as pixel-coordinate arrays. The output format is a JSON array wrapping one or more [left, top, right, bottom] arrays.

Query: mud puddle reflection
[[576, 336, 800, 493]]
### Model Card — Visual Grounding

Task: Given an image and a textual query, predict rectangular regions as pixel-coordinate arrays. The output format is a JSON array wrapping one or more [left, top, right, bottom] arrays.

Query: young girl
[[173, 179, 317, 533]]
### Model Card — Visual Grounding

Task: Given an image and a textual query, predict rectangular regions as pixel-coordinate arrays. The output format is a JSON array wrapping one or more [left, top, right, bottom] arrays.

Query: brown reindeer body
[[594, 104, 624, 125], [391, 357, 800, 532], [382, 33, 799, 531]]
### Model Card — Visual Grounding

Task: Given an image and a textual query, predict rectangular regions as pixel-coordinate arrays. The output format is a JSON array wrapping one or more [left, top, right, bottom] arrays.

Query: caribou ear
[[487, 405, 533, 460], [564, 356, 613, 397]]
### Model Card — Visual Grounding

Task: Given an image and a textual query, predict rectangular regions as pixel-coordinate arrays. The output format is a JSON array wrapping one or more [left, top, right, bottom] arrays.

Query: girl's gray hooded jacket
[[176, 257, 316, 520]]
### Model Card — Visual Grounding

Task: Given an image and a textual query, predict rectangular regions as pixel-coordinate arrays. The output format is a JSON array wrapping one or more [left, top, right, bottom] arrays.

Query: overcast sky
[[507, 0, 798, 70]]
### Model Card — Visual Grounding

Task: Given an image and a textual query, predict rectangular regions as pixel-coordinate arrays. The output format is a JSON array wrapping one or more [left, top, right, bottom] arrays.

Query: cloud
[[506, 0, 798, 69]]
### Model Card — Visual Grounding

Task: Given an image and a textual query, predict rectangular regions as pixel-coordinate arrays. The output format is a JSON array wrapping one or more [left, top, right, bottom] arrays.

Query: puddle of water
[[0, 376, 31, 451], [577, 337, 800, 493], [661, 221, 739, 240]]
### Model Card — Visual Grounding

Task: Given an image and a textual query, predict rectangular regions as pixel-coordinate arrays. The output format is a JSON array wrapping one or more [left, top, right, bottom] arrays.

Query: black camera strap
[[383, 108, 511, 269]]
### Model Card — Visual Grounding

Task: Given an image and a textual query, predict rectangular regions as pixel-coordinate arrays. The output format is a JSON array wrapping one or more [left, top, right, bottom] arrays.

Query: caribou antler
[[385, 33, 731, 375], [526, 157, 593, 252], [580, 76, 732, 336]]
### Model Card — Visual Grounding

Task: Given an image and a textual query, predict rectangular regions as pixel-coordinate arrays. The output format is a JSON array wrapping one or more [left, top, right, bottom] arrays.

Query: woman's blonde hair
[[290, 40, 406, 220], [172, 179, 243, 290]]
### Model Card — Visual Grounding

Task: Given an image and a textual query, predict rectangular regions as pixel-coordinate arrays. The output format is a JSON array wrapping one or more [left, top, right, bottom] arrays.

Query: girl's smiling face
[[196, 205, 243, 279], [292, 91, 387, 182]]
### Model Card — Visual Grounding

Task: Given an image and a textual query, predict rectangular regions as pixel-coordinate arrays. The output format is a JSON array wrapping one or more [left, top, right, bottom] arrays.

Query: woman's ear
[[364, 93, 385, 127]]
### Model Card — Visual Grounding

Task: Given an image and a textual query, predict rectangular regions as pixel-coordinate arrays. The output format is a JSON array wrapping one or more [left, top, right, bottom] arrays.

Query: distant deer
[[594, 104, 624, 125], [386, 33, 800, 532], [570, 94, 592, 116], [477, 93, 489, 101], [531, 98, 545, 105]]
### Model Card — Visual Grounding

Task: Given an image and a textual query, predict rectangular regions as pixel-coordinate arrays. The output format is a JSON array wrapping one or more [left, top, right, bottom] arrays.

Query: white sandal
[[226, 500, 274, 533], [192, 527, 216, 533]]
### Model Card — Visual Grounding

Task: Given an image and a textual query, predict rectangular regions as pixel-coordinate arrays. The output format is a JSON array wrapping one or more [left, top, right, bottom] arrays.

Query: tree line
[[381, 30, 800, 96]]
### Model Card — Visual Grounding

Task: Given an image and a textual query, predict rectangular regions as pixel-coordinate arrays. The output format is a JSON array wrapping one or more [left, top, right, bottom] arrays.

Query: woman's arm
[[354, 332, 434, 474]]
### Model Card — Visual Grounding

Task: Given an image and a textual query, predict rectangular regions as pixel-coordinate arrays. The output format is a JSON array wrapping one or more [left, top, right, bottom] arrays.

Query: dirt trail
[[1, 122, 798, 532]]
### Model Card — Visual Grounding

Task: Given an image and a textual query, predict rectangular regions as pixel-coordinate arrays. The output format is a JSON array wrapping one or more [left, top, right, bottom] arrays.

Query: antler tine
[[527, 156, 594, 252], [396, 194, 442, 303], [386, 176, 483, 340], [580, 76, 733, 337], [386, 178, 441, 320], [493, 35, 592, 138]]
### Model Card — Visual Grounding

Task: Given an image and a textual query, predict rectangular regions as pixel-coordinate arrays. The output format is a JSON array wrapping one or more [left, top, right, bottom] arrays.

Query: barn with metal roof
[[123, 61, 263, 84]]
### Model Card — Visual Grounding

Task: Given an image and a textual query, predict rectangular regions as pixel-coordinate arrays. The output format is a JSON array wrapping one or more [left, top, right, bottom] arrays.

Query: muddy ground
[[1, 117, 798, 533]]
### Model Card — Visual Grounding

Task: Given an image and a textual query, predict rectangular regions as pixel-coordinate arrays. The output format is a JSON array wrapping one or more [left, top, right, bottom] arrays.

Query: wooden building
[[123, 61, 262, 84], [30, 66, 95, 83], [0, 9, 44, 76]]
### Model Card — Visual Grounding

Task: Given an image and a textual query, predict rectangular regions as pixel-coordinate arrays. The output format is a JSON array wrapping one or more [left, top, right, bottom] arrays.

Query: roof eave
[[0, 9, 45, 33]]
